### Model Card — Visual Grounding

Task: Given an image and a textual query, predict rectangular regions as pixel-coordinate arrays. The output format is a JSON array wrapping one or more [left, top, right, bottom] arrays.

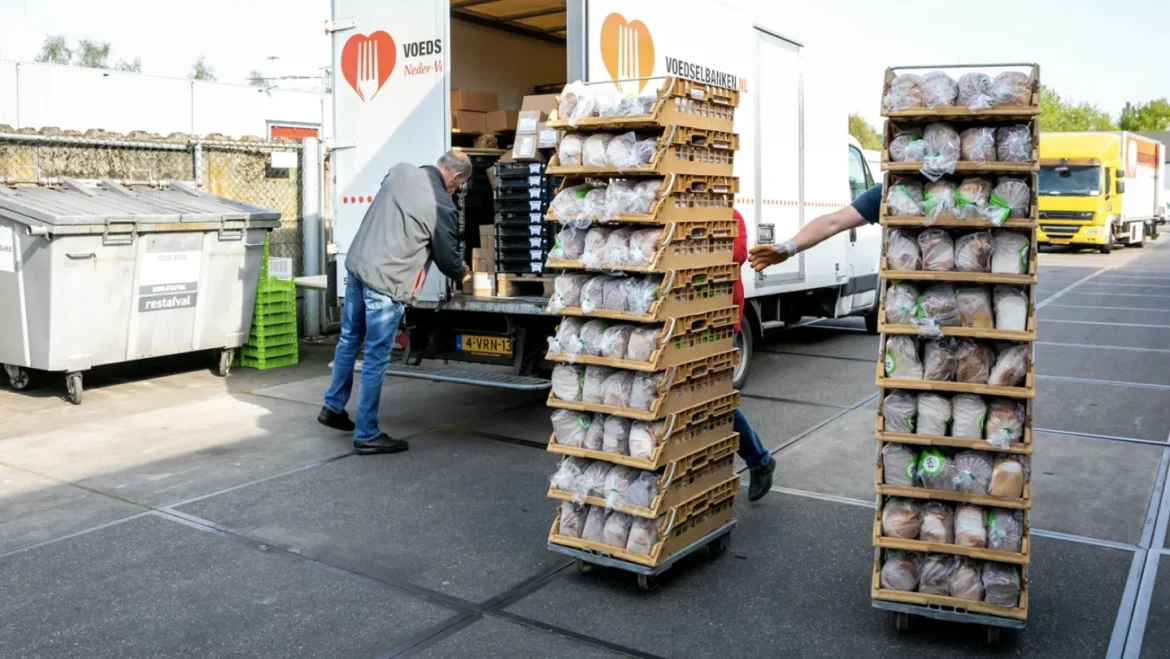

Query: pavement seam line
[[1123, 552, 1162, 659], [1034, 428, 1170, 448], [489, 610, 666, 659], [1035, 341, 1170, 354], [1034, 265, 1113, 310], [735, 392, 877, 476], [1035, 375, 1170, 392], [0, 511, 153, 560], [373, 611, 481, 659], [1109, 550, 1149, 659]]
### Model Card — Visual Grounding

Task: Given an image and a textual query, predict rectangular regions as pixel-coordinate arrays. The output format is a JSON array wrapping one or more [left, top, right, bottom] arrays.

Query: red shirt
[[732, 209, 747, 332]]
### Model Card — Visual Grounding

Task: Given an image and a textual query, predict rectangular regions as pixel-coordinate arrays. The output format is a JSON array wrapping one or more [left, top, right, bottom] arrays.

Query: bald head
[[436, 150, 472, 194]]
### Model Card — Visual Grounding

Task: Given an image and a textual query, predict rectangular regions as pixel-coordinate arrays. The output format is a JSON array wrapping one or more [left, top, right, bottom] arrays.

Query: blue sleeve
[[850, 184, 883, 225]]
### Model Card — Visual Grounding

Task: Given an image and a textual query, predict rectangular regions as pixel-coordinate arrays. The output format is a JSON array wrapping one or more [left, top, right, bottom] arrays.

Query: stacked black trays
[[493, 161, 560, 274]]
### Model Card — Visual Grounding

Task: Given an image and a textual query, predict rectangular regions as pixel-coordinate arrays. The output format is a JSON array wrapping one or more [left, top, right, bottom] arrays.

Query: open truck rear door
[[329, 0, 450, 301]]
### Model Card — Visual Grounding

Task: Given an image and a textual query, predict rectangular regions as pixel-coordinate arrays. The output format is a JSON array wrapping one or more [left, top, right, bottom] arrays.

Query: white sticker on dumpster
[[138, 250, 200, 312], [0, 224, 14, 273]]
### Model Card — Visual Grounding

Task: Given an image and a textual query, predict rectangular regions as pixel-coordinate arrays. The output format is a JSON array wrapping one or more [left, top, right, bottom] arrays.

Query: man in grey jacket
[[319, 151, 472, 454]]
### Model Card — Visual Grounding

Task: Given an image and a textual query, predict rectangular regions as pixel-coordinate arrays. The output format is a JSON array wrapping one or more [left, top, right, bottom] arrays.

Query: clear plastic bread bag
[[885, 282, 921, 325], [989, 344, 1028, 387], [625, 326, 660, 363], [558, 82, 584, 121], [583, 415, 605, 451], [602, 415, 632, 455], [996, 124, 1033, 162], [956, 286, 994, 328], [630, 372, 665, 412], [627, 228, 662, 267], [887, 179, 925, 217], [559, 501, 585, 538], [923, 338, 958, 381], [547, 273, 593, 314], [994, 286, 1028, 332], [633, 137, 658, 166], [982, 562, 1021, 607], [602, 277, 629, 311], [923, 181, 957, 225], [951, 394, 988, 439], [991, 455, 1027, 499], [953, 450, 994, 494], [627, 277, 661, 315], [882, 391, 919, 436], [549, 185, 593, 227], [916, 393, 951, 436], [949, 557, 985, 601], [880, 550, 922, 592], [603, 227, 633, 268], [625, 471, 659, 509], [921, 71, 958, 108], [599, 324, 635, 360], [581, 505, 608, 542], [582, 186, 611, 223], [884, 74, 924, 112], [551, 364, 585, 402], [955, 504, 987, 548], [548, 227, 586, 262], [992, 231, 1030, 275], [628, 421, 665, 460], [579, 461, 614, 499], [594, 90, 625, 117], [918, 229, 955, 272], [605, 180, 640, 217], [633, 179, 663, 215], [955, 340, 992, 384], [581, 366, 614, 404], [581, 228, 612, 270], [551, 409, 591, 448], [548, 317, 583, 358], [604, 132, 640, 171], [558, 133, 584, 167], [882, 498, 922, 539], [550, 456, 590, 493], [582, 133, 615, 167], [955, 231, 994, 273], [921, 123, 961, 181], [987, 508, 1024, 552], [889, 130, 927, 162], [954, 177, 992, 219], [625, 516, 660, 554], [600, 370, 635, 408], [918, 448, 959, 491], [957, 72, 995, 111], [984, 178, 1031, 226], [578, 319, 609, 357], [884, 336, 923, 380], [579, 275, 609, 313], [919, 501, 955, 543], [960, 127, 997, 163], [985, 398, 1025, 449], [886, 229, 921, 271], [919, 554, 958, 595], [881, 442, 918, 486], [916, 283, 962, 328], [604, 466, 640, 508], [992, 71, 1032, 107]]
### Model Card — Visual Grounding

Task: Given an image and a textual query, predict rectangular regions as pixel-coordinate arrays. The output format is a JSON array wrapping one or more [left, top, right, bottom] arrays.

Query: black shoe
[[748, 457, 776, 502], [354, 433, 409, 455], [318, 407, 356, 432]]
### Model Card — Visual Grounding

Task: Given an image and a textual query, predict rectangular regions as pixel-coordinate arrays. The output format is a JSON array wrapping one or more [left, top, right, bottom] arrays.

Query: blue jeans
[[324, 274, 405, 441], [735, 409, 771, 471]]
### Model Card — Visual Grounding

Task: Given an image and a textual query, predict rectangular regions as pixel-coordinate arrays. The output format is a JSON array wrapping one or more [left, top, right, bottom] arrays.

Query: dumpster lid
[[0, 179, 283, 227]]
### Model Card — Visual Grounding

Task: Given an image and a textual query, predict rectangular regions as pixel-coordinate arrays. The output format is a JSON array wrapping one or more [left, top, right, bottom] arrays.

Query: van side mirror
[[1116, 180, 1126, 194]]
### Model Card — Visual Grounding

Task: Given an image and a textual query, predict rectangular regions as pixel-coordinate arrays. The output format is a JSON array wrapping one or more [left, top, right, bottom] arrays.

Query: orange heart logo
[[341, 31, 396, 102], [600, 13, 654, 93]]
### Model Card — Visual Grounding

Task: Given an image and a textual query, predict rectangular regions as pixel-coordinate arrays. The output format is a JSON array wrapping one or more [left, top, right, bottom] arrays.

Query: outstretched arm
[[748, 184, 881, 272]]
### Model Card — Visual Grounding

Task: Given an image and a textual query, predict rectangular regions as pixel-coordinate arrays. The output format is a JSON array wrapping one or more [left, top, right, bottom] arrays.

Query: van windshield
[[1039, 166, 1101, 196]]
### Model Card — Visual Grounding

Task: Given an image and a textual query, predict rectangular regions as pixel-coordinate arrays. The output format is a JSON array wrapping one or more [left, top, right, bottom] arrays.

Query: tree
[[74, 39, 111, 68], [115, 57, 142, 73], [247, 70, 267, 87], [1119, 99, 1170, 132], [848, 112, 882, 150], [34, 35, 72, 64], [1038, 85, 1115, 132], [190, 56, 215, 81]]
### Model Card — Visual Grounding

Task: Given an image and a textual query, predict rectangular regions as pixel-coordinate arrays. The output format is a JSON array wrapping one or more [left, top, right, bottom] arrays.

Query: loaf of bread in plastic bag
[[882, 442, 918, 486]]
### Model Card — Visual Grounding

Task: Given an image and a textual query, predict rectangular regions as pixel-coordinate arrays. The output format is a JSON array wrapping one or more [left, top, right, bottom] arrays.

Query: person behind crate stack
[[731, 208, 776, 502], [318, 151, 473, 455], [748, 184, 882, 272]]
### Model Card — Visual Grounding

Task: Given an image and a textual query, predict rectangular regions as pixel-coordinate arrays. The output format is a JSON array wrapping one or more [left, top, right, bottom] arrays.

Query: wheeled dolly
[[872, 599, 1025, 646]]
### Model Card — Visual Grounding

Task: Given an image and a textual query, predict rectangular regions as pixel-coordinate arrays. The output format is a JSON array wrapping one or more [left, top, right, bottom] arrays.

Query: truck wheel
[[1100, 226, 1113, 254], [1099, 243, 1112, 254], [864, 306, 879, 335], [733, 324, 754, 390]]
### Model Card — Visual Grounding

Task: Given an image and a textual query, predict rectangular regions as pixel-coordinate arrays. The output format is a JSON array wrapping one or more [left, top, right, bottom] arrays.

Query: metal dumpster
[[0, 178, 282, 403]]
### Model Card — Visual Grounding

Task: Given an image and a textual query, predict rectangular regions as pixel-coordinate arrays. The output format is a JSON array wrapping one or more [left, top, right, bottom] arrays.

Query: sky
[[1, 0, 1167, 127]]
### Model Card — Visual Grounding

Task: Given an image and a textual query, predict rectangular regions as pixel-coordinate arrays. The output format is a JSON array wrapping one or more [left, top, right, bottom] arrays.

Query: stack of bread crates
[[870, 64, 1041, 632], [238, 238, 298, 370], [539, 77, 745, 585]]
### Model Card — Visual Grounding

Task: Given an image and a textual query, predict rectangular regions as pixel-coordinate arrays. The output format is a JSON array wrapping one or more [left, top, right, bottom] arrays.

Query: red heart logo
[[341, 31, 396, 101]]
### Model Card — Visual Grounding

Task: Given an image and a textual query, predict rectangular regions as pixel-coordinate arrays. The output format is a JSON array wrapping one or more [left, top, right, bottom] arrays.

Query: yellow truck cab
[[1038, 132, 1165, 253]]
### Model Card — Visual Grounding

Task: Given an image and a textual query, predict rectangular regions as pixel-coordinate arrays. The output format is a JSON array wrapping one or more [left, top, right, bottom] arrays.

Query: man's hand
[[749, 241, 798, 272], [461, 263, 472, 283]]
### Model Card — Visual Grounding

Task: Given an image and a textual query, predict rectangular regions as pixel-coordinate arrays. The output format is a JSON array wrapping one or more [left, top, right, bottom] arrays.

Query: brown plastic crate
[[879, 171, 1038, 229], [881, 119, 1039, 175], [547, 435, 737, 518], [876, 278, 1039, 343], [545, 174, 738, 226], [873, 441, 1032, 509], [547, 349, 738, 421], [875, 334, 1036, 400], [879, 63, 1040, 121], [546, 77, 739, 133], [871, 549, 1029, 620], [872, 494, 1031, 565], [547, 126, 738, 178], [546, 306, 737, 372], [546, 218, 737, 273], [556, 263, 738, 323]]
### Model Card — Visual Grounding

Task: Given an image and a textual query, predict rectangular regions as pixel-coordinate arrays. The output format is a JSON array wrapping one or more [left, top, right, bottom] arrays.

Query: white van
[[327, 0, 881, 388]]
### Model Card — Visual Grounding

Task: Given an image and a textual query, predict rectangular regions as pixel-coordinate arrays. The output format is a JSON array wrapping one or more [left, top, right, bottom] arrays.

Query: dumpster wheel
[[65, 372, 83, 406], [216, 349, 234, 377], [5, 365, 35, 391]]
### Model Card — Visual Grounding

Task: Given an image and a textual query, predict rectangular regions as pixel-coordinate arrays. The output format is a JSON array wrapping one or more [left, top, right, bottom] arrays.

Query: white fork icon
[[357, 39, 379, 101], [617, 23, 640, 95]]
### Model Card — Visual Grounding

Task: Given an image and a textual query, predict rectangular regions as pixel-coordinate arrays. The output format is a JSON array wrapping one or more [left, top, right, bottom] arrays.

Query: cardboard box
[[472, 246, 495, 273], [536, 121, 561, 149], [472, 272, 495, 297], [478, 224, 495, 244], [517, 94, 559, 133], [512, 134, 548, 162], [451, 110, 486, 134], [486, 109, 519, 133], [451, 89, 499, 113]]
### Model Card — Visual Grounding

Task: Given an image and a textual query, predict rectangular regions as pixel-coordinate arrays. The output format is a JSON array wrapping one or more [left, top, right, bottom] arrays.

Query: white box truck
[[326, 0, 881, 389]]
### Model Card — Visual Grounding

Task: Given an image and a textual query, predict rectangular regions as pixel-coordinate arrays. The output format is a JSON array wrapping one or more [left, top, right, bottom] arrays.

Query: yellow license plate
[[1051, 239, 1071, 245], [457, 334, 512, 355]]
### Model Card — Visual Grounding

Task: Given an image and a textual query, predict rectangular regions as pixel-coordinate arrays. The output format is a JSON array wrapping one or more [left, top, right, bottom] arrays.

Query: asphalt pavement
[[2, 239, 1170, 658]]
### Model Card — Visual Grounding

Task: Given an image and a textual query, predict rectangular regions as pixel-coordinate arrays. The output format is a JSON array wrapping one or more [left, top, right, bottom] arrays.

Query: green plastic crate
[[254, 299, 296, 316], [256, 277, 295, 295], [249, 321, 297, 338], [251, 312, 297, 327], [237, 352, 299, 371], [244, 332, 297, 350], [240, 342, 298, 360]]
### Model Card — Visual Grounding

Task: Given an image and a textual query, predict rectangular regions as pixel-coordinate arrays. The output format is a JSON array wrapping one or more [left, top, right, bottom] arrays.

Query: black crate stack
[[493, 161, 560, 275], [455, 154, 501, 263]]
